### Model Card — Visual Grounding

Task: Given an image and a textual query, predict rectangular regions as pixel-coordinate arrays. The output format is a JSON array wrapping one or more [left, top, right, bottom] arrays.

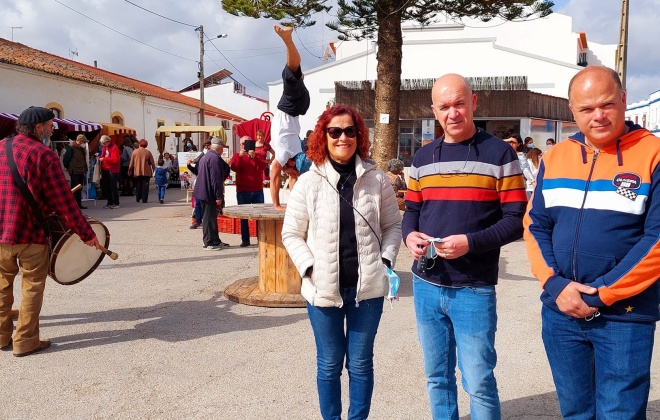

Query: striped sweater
[[402, 129, 527, 286], [524, 122, 660, 322]]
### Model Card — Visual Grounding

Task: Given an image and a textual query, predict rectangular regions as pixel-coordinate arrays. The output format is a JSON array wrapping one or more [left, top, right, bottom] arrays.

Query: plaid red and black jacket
[[0, 134, 96, 245]]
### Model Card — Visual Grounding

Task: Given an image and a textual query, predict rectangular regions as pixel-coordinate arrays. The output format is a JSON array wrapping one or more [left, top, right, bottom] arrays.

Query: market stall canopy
[[99, 122, 137, 137], [0, 112, 60, 139], [155, 125, 227, 154], [235, 118, 271, 144], [89, 122, 137, 151]]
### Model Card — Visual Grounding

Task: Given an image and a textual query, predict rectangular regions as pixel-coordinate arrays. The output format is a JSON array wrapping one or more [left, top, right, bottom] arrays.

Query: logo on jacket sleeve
[[613, 172, 641, 201]]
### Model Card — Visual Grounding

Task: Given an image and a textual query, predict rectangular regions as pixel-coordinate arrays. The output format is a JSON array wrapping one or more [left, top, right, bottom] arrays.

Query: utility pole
[[197, 25, 205, 126], [615, 0, 629, 89], [10, 26, 22, 42]]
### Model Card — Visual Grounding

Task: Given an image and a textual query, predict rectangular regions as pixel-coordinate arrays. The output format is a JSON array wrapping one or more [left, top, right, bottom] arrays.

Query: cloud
[[557, 0, 660, 102], [0, 0, 331, 98], [3, 1, 656, 104]]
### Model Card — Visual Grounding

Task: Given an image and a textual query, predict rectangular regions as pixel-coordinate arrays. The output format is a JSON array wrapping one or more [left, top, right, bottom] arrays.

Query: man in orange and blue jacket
[[524, 66, 660, 419]]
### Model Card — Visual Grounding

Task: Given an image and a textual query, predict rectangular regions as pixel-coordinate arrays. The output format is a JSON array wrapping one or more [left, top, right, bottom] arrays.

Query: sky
[[1, 0, 658, 104]]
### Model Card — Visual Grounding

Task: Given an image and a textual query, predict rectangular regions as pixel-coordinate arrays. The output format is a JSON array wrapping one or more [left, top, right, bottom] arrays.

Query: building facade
[[0, 38, 245, 157], [626, 90, 660, 135]]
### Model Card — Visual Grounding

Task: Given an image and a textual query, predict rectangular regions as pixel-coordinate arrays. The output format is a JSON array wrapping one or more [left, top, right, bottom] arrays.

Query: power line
[[52, 0, 196, 62], [203, 33, 267, 92], [122, 0, 197, 27]]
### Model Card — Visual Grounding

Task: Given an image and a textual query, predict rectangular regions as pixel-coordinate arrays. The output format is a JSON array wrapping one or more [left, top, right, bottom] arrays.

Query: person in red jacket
[[98, 135, 121, 209], [230, 136, 268, 247]]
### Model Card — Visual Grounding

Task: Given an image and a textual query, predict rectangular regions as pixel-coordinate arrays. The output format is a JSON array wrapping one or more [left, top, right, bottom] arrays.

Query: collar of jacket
[[311, 155, 377, 184], [566, 121, 650, 166]]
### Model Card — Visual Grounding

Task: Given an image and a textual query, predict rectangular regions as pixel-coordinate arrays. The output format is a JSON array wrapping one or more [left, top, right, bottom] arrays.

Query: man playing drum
[[0, 106, 100, 357]]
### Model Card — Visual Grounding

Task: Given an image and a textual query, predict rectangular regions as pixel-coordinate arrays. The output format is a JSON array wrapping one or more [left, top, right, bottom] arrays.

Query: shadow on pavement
[[40, 292, 307, 353], [457, 393, 660, 419], [457, 391, 560, 419]]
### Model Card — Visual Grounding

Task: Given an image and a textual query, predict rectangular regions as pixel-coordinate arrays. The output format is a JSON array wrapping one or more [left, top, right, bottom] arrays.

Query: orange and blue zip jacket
[[524, 122, 660, 321]]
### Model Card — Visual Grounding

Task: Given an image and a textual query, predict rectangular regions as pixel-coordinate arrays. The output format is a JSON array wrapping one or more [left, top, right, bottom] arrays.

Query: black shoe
[[136, 197, 141, 203], [79, 206, 87, 210], [159, 199, 164, 204], [240, 242, 250, 247]]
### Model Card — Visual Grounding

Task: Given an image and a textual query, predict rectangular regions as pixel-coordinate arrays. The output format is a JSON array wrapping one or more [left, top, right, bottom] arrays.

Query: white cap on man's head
[[210, 137, 225, 146]]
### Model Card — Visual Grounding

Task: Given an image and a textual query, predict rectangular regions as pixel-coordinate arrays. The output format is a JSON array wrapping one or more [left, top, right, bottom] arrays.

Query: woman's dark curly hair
[[306, 104, 371, 165]]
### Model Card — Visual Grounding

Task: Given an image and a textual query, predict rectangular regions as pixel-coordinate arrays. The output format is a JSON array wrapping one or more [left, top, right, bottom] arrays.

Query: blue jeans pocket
[[466, 286, 496, 296]]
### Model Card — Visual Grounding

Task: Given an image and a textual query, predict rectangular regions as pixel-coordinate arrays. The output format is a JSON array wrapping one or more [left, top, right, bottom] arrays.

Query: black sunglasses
[[326, 126, 357, 139]]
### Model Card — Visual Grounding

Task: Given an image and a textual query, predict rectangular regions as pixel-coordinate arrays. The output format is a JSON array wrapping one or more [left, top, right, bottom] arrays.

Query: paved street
[[2, 186, 660, 419]]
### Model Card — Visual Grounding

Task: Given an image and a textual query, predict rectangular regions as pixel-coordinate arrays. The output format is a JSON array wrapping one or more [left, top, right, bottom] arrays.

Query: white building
[[268, 12, 615, 161], [626, 91, 660, 135], [180, 69, 269, 122], [0, 38, 245, 157]]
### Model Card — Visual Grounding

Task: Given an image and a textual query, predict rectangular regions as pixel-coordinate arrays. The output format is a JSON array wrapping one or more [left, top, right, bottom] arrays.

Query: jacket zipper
[[354, 176, 361, 307], [571, 150, 599, 281]]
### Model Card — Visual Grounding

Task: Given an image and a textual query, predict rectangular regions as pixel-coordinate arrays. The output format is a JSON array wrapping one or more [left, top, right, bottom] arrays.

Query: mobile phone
[[243, 140, 256, 151]]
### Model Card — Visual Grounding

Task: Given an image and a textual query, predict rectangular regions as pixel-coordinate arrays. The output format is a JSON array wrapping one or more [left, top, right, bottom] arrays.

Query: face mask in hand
[[385, 266, 400, 307]]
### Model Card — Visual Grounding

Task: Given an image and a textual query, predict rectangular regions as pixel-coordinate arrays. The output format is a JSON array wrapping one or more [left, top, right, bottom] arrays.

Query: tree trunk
[[372, 1, 403, 172]]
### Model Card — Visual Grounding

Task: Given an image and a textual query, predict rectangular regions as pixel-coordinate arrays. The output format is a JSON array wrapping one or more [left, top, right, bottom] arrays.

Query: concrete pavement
[[2, 186, 660, 419]]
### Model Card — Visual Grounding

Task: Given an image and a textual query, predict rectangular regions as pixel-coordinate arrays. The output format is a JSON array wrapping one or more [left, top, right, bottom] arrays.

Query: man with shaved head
[[524, 65, 660, 418], [403, 74, 527, 419]]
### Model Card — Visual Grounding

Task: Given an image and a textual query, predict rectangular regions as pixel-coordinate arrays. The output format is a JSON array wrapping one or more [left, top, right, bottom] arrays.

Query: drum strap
[[5, 137, 51, 239]]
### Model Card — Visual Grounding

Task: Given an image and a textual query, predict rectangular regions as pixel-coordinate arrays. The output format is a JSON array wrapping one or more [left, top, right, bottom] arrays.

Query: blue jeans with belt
[[413, 275, 500, 420], [542, 305, 655, 419], [306, 288, 384, 420]]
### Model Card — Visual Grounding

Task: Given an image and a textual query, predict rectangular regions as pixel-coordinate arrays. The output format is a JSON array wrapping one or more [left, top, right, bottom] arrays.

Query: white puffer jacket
[[282, 156, 402, 307]]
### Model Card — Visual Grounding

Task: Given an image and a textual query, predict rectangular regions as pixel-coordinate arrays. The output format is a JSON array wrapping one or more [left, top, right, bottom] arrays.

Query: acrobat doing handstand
[[269, 25, 312, 211]]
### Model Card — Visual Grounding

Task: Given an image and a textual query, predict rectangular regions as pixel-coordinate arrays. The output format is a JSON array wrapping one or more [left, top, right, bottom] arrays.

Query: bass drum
[[48, 215, 110, 285]]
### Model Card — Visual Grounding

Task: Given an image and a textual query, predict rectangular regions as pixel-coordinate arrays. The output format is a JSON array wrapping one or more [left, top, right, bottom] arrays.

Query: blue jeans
[[157, 185, 166, 201], [194, 198, 202, 224], [542, 306, 655, 419], [236, 190, 264, 245], [413, 275, 500, 420], [306, 288, 384, 420]]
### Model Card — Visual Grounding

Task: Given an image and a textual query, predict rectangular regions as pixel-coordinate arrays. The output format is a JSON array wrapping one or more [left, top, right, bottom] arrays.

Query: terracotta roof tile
[[0, 38, 245, 122]]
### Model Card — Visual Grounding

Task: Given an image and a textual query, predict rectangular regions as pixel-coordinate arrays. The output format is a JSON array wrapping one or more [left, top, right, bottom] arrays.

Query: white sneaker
[[203, 245, 223, 251]]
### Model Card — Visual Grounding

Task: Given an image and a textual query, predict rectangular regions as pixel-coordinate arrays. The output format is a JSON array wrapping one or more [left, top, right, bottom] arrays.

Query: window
[[44, 102, 63, 118]]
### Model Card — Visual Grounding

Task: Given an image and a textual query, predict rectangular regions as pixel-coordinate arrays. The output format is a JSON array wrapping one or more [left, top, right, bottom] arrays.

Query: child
[[154, 159, 169, 204]]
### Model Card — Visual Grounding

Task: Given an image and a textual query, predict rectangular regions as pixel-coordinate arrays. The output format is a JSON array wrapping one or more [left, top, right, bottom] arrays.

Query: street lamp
[[196, 25, 227, 126]]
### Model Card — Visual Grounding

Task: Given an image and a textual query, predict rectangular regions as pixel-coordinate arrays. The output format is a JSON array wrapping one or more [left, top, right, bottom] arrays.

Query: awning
[[98, 122, 137, 137], [155, 125, 227, 154], [235, 118, 271, 144], [54, 118, 102, 133], [155, 125, 226, 139], [0, 113, 60, 139]]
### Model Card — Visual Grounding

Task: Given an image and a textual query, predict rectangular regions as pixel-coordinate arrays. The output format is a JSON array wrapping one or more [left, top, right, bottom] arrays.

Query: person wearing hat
[[192, 137, 230, 250], [187, 139, 213, 229], [0, 106, 100, 357], [63, 134, 89, 209]]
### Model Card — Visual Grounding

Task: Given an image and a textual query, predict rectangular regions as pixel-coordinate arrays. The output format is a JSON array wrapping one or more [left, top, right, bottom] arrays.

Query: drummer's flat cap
[[18, 106, 55, 125]]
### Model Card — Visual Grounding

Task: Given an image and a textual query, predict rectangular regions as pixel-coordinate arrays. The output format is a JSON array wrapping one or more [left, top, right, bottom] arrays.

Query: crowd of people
[[1, 23, 658, 420]]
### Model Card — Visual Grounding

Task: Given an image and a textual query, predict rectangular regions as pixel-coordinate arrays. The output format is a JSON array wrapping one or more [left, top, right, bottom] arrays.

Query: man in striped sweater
[[402, 73, 527, 420]]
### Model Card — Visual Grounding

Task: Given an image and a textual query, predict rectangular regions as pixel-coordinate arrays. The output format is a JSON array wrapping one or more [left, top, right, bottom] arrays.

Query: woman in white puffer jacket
[[282, 104, 401, 420]]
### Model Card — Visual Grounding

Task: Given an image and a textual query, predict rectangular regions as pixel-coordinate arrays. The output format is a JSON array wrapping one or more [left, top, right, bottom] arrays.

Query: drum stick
[[71, 184, 82, 193], [98, 245, 119, 260]]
